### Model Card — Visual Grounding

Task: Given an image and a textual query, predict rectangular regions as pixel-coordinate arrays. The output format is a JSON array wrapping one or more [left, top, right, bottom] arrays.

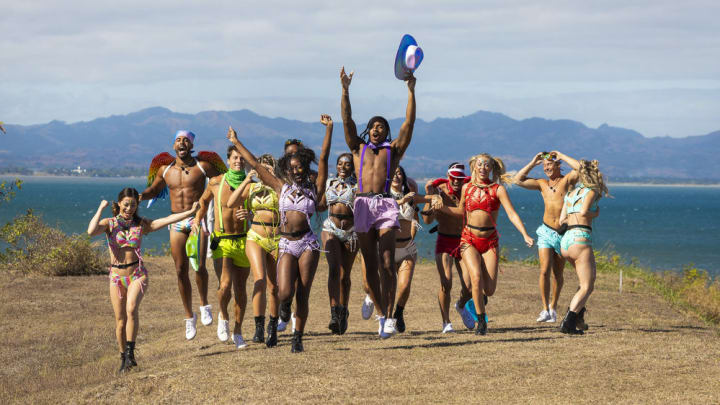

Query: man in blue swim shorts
[[514, 151, 580, 323]]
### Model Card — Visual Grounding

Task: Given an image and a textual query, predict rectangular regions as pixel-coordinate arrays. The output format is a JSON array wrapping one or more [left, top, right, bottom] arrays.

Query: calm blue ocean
[[2, 176, 719, 276]]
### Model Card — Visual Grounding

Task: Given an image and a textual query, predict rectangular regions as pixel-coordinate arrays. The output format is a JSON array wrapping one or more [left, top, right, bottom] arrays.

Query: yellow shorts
[[210, 232, 250, 268], [247, 228, 280, 258]]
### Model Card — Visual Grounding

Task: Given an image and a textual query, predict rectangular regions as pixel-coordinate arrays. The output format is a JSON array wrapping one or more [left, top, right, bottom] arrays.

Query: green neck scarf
[[224, 169, 246, 189]]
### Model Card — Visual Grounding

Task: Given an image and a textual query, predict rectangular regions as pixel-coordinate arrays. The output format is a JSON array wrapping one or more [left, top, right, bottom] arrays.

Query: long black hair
[[359, 116, 392, 144], [112, 187, 142, 225], [395, 165, 411, 195]]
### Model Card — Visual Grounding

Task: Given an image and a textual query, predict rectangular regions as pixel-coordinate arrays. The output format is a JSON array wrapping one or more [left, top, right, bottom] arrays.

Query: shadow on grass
[[375, 335, 558, 350]]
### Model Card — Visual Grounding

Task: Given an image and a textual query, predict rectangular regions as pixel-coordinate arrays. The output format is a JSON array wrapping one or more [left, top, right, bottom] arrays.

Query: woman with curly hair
[[441, 153, 534, 335], [87, 188, 198, 373], [226, 115, 332, 352], [558, 160, 610, 335]]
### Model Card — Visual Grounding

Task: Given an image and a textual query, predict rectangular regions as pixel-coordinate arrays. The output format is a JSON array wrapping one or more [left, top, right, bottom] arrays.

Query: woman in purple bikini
[[227, 116, 332, 352]]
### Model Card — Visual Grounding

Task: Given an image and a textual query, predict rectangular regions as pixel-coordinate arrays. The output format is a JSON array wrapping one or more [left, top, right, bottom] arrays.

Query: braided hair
[[578, 159, 610, 198]]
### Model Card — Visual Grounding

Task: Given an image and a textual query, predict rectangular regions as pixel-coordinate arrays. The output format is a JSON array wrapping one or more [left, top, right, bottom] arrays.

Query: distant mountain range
[[1, 106, 719, 181]]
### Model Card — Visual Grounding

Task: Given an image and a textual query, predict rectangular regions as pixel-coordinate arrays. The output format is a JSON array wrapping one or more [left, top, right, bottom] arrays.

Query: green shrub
[[0, 210, 107, 276]]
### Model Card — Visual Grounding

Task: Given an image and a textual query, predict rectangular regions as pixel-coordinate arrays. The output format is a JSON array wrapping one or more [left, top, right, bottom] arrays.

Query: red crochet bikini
[[459, 183, 500, 254]]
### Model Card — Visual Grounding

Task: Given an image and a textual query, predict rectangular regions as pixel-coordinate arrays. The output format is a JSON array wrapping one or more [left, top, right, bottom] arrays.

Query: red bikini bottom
[[458, 228, 499, 255]]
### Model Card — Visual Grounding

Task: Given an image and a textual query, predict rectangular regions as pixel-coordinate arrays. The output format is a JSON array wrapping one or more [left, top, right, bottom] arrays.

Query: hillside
[[1, 107, 719, 180]]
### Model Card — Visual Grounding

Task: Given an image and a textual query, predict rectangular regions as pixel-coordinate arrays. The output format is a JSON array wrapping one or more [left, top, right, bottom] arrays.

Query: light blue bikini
[[560, 184, 598, 252]]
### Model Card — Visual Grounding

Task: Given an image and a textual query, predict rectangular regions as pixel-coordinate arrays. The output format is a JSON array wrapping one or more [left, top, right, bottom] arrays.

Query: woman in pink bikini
[[227, 115, 332, 352], [87, 187, 198, 373]]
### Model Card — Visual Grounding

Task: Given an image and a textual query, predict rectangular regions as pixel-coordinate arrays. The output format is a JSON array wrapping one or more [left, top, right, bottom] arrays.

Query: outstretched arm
[[340, 67, 361, 152], [87, 200, 110, 236], [497, 185, 534, 247], [392, 75, 416, 159], [227, 126, 284, 193], [514, 153, 543, 190], [315, 114, 333, 196], [148, 202, 199, 232]]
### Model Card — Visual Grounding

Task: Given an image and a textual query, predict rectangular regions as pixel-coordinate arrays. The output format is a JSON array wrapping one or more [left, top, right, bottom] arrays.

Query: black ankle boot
[[576, 307, 589, 331], [253, 316, 265, 343], [279, 301, 291, 323], [118, 352, 128, 374], [291, 331, 304, 353], [475, 314, 488, 335], [339, 307, 349, 335], [328, 306, 342, 334], [394, 305, 406, 333], [266, 316, 278, 348], [125, 341, 137, 368], [560, 309, 584, 335]]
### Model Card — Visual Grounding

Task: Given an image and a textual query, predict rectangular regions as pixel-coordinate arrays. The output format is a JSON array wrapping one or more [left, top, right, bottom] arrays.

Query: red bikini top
[[464, 183, 500, 213]]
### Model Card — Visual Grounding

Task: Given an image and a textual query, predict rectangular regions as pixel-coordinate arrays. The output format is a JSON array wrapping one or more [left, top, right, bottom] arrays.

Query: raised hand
[[320, 114, 333, 127], [227, 126, 239, 144], [247, 169, 257, 180], [99, 200, 109, 209], [340, 66, 354, 91], [407, 74, 416, 92]]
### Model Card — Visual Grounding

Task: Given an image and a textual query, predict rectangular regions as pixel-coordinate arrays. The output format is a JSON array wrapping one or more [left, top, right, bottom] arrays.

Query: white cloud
[[1, 1, 719, 137]]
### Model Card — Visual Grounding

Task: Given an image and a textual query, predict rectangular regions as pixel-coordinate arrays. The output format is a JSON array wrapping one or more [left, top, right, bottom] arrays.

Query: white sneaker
[[291, 312, 297, 333], [217, 317, 229, 342], [377, 316, 391, 339], [185, 313, 197, 340], [442, 322, 455, 334], [455, 301, 475, 330], [383, 318, 398, 336], [546, 308, 557, 323], [277, 318, 288, 332], [536, 310, 551, 322], [361, 295, 375, 320], [200, 305, 213, 326], [233, 333, 248, 349]]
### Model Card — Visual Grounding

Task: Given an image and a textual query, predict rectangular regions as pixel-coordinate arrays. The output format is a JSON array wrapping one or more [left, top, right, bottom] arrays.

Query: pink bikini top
[[106, 216, 144, 263]]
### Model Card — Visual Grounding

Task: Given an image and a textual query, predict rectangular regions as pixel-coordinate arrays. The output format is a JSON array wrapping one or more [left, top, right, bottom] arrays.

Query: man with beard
[[514, 151, 580, 323], [141, 130, 225, 339], [423, 163, 474, 332]]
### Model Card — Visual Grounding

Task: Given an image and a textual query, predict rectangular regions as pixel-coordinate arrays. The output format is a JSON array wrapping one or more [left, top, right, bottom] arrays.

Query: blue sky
[[1, 1, 719, 137]]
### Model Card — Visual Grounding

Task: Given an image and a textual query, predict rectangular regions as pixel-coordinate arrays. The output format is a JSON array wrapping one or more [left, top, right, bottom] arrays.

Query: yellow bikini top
[[249, 182, 279, 213]]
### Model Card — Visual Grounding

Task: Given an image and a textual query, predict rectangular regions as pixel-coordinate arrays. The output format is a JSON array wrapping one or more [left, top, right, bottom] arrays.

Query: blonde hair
[[578, 159, 610, 198], [469, 153, 514, 186]]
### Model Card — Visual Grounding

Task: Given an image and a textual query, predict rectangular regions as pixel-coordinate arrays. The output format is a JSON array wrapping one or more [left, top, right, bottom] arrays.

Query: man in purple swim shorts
[[339, 66, 418, 338]]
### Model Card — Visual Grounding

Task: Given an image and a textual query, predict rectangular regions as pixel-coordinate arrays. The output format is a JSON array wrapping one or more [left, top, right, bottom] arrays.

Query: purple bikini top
[[358, 142, 392, 193], [279, 183, 316, 227]]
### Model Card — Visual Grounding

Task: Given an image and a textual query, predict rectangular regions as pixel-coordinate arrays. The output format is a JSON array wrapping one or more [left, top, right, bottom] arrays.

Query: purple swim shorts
[[353, 196, 400, 233]]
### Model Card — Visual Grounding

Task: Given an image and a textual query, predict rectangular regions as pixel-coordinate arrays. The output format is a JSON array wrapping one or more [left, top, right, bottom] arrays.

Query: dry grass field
[[1, 256, 718, 404]]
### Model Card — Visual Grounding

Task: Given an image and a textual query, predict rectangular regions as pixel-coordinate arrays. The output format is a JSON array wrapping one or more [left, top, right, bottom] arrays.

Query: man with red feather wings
[[140, 130, 227, 340]]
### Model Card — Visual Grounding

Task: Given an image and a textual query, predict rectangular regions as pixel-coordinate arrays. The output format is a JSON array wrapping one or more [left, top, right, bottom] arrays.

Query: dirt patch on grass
[[1, 257, 718, 403]]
